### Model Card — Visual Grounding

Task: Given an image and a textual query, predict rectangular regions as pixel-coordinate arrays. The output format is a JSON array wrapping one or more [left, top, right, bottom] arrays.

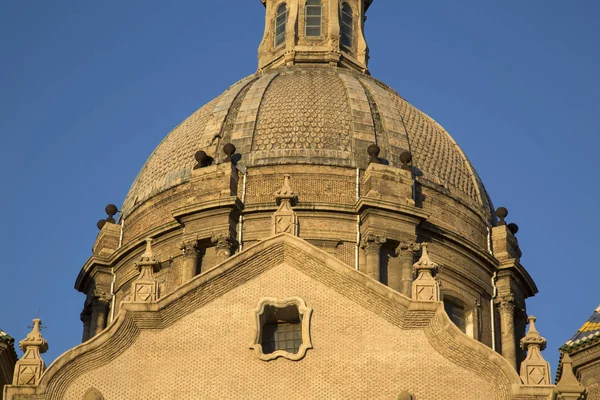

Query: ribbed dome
[[123, 67, 492, 219]]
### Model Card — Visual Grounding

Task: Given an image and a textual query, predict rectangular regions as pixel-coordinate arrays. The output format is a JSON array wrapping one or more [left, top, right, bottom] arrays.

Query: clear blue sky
[[0, 1, 598, 375]]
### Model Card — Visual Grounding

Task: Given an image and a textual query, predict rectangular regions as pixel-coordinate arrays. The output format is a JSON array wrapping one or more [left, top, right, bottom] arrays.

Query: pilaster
[[497, 293, 517, 370]]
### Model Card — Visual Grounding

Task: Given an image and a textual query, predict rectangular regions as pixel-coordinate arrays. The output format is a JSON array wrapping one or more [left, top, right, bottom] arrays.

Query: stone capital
[[211, 232, 238, 255], [360, 234, 386, 252], [180, 239, 200, 259], [497, 294, 516, 313], [395, 241, 421, 257]]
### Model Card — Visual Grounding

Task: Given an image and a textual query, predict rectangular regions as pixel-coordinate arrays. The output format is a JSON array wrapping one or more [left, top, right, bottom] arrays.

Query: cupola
[[258, 0, 371, 72]]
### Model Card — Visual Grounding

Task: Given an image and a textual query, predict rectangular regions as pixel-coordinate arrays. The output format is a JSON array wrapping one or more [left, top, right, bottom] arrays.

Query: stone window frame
[[250, 297, 313, 361], [274, 2, 288, 48], [442, 292, 476, 339], [340, 1, 354, 53], [304, 0, 323, 38]]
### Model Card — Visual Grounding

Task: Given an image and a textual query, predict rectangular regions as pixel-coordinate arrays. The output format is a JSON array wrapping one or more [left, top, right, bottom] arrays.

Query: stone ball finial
[[223, 143, 236, 163], [367, 144, 381, 164], [400, 151, 412, 171], [508, 222, 519, 235], [495, 207, 508, 225], [194, 150, 212, 169], [105, 204, 118, 217], [105, 204, 118, 223], [96, 219, 107, 230]]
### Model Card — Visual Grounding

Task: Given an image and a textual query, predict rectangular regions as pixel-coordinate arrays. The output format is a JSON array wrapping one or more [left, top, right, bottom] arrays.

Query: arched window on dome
[[305, 0, 322, 37], [340, 2, 353, 52], [275, 3, 288, 48], [443, 295, 475, 338]]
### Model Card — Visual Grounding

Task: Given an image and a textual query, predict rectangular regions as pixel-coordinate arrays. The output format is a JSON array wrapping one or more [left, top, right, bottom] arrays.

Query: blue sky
[[0, 1, 598, 375]]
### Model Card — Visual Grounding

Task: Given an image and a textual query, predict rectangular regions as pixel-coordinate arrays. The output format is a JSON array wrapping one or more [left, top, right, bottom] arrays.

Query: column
[[360, 234, 386, 282], [180, 240, 200, 283], [498, 294, 517, 369], [80, 304, 92, 342], [394, 241, 420, 297], [89, 294, 111, 337], [212, 232, 237, 266]]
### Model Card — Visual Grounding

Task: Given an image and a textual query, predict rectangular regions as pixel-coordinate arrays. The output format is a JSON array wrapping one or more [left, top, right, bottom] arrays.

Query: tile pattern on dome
[[252, 70, 352, 153], [122, 96, 223, 214], [562, 305, 600, 352], [388, 91, 481, 205]]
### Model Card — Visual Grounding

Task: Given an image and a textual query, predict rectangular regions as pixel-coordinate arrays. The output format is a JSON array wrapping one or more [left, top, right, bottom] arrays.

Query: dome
[[123, 67, 492, 221]]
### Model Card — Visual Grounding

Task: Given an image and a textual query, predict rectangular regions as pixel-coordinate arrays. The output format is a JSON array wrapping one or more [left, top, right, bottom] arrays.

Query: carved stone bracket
[[132, 238, 160, 303], [519, 316, 551, 385], [13, 318, 48, 386]]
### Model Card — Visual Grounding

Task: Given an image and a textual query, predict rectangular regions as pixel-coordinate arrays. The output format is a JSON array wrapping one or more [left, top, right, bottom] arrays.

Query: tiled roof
[[561, 305, 600, 352], [0, 328, 14, 344]]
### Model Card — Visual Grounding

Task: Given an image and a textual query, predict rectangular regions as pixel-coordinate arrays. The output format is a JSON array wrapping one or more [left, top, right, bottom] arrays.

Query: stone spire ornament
[[519, 316, 551, 385], [13, 318, 48, 386], [272, 174, 298, 236], [411, 243, 440, 302], [132, 238, 160, 303], [555, 353, 586, 400]]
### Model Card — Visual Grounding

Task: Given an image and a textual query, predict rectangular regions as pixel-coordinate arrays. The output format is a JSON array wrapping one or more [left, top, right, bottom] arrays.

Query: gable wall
[[62, 263, 500, 400]]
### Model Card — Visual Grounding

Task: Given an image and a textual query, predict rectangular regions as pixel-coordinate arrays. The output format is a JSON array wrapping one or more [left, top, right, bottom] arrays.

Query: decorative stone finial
[[411, 243, 440, 302], [274, 174, 297, 206], [519, 316, 551, 385], [495, 207, 508, 226], [556, 353, 586, 399], [13, 318, 48, 386], [97, 204, 120, 229], [193, 150, 213, 169], [223, 143, 236, 163], [367, 144, 381, 164], [508, 223, 519, 235], [272, 174, 299, 236], [105, 204, 118, 223], [400, 151, 412, 171], [132, 238, 159, 302]]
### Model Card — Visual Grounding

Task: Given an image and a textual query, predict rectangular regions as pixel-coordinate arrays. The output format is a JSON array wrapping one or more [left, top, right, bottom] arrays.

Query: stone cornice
[[497, 259, 539, 298]]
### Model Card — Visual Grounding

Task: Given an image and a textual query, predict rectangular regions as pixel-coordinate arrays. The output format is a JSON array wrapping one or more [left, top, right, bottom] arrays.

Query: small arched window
[[340, 3, 353, 51], [305, 0, 322, 37], [444, 298, 467, 333], [275, 3, 288, 47]]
